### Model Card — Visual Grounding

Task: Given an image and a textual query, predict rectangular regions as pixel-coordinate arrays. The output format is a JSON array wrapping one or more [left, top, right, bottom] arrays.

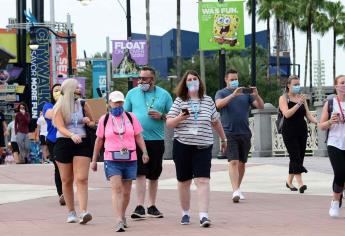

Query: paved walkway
[[0, 157, 343, 235]]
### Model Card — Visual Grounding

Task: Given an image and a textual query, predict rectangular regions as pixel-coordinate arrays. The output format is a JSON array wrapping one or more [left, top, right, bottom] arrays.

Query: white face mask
[[138, 83, 150, 92]]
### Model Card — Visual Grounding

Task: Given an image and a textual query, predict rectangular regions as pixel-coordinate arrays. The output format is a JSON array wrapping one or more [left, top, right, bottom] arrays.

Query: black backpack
[[276, 94, 289, 134]]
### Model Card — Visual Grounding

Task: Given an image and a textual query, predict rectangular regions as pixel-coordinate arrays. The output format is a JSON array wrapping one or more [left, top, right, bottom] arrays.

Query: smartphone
[[242, 88, 253, 94], [182, 108, 190, 115]]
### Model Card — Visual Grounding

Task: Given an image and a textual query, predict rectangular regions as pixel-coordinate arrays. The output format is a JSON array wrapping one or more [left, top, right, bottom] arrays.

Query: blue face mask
[[291, 85, 301, 94], [186, 79, 200, 92], [229, 80, 239, 88], [110, 106, 124, 117]]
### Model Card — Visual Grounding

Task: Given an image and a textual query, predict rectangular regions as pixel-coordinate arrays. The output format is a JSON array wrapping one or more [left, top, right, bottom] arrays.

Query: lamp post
[[251, 0, 256, 86], [29, 25, 75, 77]]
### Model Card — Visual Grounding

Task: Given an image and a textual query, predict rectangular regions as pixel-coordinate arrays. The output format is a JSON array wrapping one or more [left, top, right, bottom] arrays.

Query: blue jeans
[[104, 160, 137, 180]]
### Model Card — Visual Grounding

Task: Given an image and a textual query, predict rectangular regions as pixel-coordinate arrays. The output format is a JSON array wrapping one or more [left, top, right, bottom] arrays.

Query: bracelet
[[143, 149, 148, 155], [220, 139, 227, 143], [69, 132, 74, 138], [328, 120, 332, 126]]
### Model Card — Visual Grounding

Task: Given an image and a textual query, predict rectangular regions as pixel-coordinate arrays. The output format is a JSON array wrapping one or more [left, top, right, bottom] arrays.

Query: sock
[[199, 212, 208, 220], [182, 210, 190, 216]]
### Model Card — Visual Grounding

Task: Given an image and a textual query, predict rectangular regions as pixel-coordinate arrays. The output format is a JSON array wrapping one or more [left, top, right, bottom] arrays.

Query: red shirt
[[15, 112, 30, 134]]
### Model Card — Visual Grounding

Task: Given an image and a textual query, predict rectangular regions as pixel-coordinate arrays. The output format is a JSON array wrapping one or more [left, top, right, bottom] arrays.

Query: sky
[[0, 0, 344, 86]]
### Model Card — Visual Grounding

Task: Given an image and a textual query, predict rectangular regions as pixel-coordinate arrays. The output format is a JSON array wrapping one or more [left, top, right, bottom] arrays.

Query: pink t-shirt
[[96, 112, 143, 161]]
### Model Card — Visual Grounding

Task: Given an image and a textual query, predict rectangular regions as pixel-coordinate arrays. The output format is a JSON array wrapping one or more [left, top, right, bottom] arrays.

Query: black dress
[[282, 101, 308, 174]]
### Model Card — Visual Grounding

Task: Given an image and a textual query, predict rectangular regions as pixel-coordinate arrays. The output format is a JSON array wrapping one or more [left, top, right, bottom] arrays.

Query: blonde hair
[[335, 75, 345, 85], [53, 78, 79, 124]]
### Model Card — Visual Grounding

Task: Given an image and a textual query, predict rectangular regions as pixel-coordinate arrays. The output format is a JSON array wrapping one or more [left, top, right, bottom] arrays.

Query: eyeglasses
[[138, 76, 153, 82]]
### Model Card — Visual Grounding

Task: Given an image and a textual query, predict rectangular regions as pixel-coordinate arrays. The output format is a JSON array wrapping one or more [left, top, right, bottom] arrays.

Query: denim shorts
[[104, 160, 137, 180]]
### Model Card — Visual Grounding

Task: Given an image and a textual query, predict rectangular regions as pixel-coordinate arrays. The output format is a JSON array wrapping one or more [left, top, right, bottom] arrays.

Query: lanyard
[[112, 114, 126, 148], [188, 99, 200, 123], [143, 87, 156, 110], [336, 96, 345, 121]]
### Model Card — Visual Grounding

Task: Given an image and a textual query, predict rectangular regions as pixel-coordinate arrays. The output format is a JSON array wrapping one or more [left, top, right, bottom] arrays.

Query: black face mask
[[74, 92, 81, 101]]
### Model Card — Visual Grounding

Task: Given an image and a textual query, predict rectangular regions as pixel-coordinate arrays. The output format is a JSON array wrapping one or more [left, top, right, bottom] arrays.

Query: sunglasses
[[138, 76, 153, 82]]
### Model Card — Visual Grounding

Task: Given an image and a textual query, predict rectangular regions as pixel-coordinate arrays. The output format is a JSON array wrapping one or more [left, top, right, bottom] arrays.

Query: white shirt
[[37, 116, 48, 136], [327, 97, 345, 150], [7, 121, 16, 142]]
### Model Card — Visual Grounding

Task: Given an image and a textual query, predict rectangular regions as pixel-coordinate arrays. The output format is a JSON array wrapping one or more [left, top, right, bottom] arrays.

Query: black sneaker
[[180, 215, 190, 225], [199, 217, 211, 228], [147, 205, 163, 218], [130, 205, 146, 220]]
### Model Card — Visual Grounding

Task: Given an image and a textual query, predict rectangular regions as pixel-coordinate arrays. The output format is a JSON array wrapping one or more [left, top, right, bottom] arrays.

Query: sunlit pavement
[[0, 157, 343, 236]]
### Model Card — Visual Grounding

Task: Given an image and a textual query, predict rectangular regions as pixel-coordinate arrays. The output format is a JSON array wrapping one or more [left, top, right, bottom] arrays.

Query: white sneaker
[[232, 190, 240, 203], [79, 211, 92, 224], [239, 190, 245, 200], [329, 200, 340, 218], [66, 211, 78, 223]]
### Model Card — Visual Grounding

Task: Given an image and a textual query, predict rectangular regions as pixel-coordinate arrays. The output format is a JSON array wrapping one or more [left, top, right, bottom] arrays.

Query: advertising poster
[[92, 60, 107, 98], [198, 1, 245, 51], [112, 40, 147, 78], [30, 27, 50, 119], [56, 77, 86, 97]]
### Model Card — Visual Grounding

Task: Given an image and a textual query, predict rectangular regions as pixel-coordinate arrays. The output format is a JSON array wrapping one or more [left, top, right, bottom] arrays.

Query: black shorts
[[0, 135, 4, 148], [136, 140, 164, 180], [173, 139, 212, 182], [53, 137, 92, 164], [46, 140, 55, 160], [10, 142, 20, 153], [225, 134, 251, 163], [39, 135, 47, 145]]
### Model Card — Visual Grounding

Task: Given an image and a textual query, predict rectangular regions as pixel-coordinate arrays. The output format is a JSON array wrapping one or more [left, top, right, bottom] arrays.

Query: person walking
[[91, 91, 149, 232], [215, 69, 264, 202], [43, 83, 65, 205], [279, 76, 317, 193], [36, 111, 49, 163], [319, 74, 345, 217], [15, 102, 30, 164], [166, 70, 227, 227], [52, 79, 94, 224], [124, 66, 173, 220], [0, 110, 8, 161], [6, 116, 20, 164]]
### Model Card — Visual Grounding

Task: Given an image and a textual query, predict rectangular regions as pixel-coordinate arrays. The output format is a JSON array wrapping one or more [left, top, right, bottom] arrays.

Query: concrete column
[[251, 103, 277, 157], [313, 101, 328, 157], [163, 126, 174, 160]]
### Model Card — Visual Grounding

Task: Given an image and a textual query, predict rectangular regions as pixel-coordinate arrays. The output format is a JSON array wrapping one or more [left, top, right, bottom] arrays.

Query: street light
[[29, 25, 75, 76]]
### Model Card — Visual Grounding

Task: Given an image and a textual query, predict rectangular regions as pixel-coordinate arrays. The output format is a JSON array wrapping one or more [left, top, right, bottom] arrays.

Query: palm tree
[[176, 0, 182, 80], [299, 0, 325, 91], [315, 1, 345, 80], [277, 1, 300, 75], [246, 0, 274, 79], [145, 0, 150, 62]]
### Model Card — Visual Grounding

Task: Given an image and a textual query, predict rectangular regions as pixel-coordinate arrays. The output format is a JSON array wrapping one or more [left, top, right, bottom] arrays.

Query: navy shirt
[[215, 88, 254, 135], [42, 102, 57, 143]]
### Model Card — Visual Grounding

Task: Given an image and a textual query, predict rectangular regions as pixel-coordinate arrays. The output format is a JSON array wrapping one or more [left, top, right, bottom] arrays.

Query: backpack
[[276, 94, 289, 134], [325, 98, 334, 143]]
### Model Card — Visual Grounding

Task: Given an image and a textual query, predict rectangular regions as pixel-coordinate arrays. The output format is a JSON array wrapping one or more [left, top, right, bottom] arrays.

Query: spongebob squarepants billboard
[[199, 1, 244, 51]]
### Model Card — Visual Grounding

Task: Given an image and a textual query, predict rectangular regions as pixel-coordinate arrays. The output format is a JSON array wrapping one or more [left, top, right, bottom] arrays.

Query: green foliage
[[168, 45, 282, 106]]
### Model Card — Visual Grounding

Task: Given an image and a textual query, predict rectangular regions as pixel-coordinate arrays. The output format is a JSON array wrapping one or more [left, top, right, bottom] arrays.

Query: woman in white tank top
[[319, 74, 345, 218]]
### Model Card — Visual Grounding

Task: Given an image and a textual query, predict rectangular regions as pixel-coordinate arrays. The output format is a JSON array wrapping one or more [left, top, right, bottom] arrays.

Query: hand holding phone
[[182, 108, 190, 116], [242, 87, 253, 94]]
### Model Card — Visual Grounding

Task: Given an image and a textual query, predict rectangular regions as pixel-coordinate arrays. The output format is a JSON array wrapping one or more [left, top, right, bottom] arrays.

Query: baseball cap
[[109, 91, 125, 103]]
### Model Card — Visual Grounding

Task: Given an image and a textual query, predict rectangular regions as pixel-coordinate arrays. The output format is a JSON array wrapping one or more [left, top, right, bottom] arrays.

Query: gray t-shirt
[[215, 88, 254, 135]]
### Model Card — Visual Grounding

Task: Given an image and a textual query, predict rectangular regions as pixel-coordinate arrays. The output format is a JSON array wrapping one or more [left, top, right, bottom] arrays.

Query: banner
[[112, 40, 148, 78], [198, 1, 245, 51], [92, 60, 107, 98], [56, 77, 86, 97], [30, 27, 50, 119]]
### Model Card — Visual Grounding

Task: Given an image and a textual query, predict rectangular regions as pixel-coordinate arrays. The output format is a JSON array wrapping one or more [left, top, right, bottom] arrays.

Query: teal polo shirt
[[124, 86, 173, 140]]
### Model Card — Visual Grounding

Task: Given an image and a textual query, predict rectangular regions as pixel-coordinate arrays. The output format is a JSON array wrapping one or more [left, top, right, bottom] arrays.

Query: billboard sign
[[198, 1, 245, 51], [92, 60, 107, 98], [112, 40, 148, 78], [30, 27, 50, 119]]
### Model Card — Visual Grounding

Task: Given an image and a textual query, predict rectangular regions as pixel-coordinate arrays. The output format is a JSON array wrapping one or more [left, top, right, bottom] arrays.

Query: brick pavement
[[0, 157, 343, 236]]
